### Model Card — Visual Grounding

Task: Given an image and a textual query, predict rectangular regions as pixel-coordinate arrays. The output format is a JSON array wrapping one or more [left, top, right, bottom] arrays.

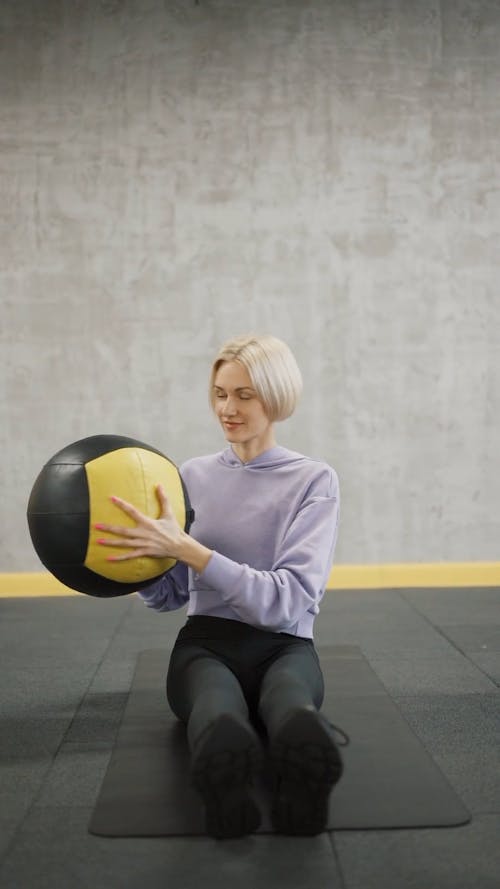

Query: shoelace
[[327, 721, 350, 747]]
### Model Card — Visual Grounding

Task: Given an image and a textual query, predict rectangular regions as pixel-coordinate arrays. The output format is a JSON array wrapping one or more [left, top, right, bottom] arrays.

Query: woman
[[96, 334, 346, 839]]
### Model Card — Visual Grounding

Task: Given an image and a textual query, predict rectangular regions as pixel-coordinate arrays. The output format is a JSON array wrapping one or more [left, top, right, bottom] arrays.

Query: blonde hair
[[209, 334, 303, 422]]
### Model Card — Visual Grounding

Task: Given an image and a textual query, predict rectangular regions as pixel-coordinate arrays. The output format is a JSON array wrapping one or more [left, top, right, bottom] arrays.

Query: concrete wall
[[2, 0, 499, 571]]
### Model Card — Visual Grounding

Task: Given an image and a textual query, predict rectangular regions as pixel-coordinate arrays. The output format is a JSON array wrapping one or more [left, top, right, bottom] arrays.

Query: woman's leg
[[167, 643, 263, 839], [257, 642, 344, 836], [167, 648, 250, 744], [257, 642, 324, 734]]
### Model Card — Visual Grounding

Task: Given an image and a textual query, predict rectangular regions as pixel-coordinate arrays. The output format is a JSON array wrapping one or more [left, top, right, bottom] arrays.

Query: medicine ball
[[27, 434, 194, 597]]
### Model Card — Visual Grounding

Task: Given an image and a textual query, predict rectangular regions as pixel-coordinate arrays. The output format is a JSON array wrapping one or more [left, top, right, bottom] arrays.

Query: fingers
[[96, 535, 139, 548], [105, 549, 145, 563], [94, 496, 150, 540], [95, 529, 149, 562], [156, 484, 172, 519], [110, 495, 143, 522], [94, 503, 144, 555], [111, 489, 171, 522], [95, 523, 136, 538], [94, 488, 175, 563]]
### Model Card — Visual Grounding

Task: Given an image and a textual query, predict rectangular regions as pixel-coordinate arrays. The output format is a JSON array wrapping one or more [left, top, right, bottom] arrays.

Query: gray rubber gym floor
[[1, 586, 499, 889]]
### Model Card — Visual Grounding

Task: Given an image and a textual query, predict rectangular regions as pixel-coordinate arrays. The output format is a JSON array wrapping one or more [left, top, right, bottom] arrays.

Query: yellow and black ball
[[27, 434, 194, 597]]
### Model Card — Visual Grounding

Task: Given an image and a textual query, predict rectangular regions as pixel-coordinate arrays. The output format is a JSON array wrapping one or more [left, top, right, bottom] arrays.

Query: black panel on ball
[[48, 562, 164, 598], [27, 462, 89, 566], [47, 434, 170, 465]]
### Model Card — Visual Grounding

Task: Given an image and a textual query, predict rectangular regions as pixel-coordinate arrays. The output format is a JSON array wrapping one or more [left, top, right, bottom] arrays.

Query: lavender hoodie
[[137, 445, 340, 638]]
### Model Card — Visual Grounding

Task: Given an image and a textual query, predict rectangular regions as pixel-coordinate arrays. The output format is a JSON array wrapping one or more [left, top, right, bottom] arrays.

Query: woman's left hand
[[95, 484, 183, 562]]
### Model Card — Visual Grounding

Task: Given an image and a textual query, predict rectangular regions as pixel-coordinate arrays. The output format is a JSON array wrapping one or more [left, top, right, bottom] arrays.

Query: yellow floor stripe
[[329, 562, 500, 589], [0, 563, 499, 596]]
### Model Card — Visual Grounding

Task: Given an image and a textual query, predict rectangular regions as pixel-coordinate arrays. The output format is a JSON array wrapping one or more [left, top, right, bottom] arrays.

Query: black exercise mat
[[89, 646, 470, 836]]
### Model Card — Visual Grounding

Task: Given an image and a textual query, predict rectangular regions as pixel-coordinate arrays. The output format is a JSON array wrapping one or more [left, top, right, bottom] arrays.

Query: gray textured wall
[[1, 0, 499, 571]]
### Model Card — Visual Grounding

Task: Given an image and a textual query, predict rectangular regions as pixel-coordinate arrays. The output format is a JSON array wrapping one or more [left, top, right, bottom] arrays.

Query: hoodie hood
[[218, 445, 307, 470]]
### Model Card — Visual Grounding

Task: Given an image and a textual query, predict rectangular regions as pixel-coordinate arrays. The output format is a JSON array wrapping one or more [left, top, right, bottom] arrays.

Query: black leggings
[[166, 616, 325, 748]]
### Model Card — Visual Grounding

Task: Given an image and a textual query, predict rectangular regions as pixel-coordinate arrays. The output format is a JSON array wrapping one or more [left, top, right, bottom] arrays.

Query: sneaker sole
[[269, 709, 344, 836], [191, 713, 262, 839]]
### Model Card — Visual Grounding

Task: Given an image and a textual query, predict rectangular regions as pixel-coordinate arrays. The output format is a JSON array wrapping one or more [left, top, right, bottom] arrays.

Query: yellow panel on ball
[[84, 447, 186, 583]]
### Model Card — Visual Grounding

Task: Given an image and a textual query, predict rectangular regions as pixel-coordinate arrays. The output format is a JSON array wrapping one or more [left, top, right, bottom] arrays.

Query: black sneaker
[[268, 708, 348, 836], [191, 713, 263, 839]]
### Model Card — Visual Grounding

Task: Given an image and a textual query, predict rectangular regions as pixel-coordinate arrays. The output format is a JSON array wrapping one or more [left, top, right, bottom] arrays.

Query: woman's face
[[213, 361, 275, 457]]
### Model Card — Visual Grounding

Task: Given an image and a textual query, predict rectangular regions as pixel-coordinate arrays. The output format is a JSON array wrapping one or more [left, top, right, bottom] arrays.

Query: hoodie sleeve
[[136, 560, 189, 612], [197, 467, 339, 631]]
